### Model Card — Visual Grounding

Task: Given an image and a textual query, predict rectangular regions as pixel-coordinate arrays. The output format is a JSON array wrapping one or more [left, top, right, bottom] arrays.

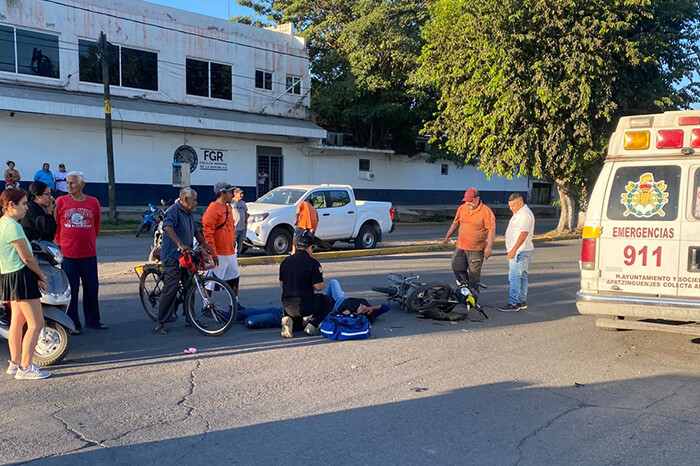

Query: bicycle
[[135, 260, 238, 336]]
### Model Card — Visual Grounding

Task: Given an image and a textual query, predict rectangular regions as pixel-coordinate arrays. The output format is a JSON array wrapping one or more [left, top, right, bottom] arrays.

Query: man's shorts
[[206, 254, 239, 290]]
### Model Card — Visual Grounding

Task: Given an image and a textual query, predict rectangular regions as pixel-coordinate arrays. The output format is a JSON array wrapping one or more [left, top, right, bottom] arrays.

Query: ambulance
[[577, 110, 700, 336]]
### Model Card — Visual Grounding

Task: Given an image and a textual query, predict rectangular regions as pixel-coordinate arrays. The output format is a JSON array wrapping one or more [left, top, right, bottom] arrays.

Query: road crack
[[51, 404, 108, 449]]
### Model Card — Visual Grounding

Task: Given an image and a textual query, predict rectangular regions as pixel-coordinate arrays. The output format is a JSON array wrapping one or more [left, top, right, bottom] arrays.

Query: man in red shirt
[[442, 188, 496, 300], [55, 171, 106, 333]]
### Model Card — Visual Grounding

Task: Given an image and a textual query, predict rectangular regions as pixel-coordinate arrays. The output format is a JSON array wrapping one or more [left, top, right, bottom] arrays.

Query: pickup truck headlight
[[249, 213, 269, 223]]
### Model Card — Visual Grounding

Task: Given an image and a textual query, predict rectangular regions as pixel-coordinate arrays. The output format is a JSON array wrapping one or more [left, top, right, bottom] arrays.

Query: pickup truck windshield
[[256, 187, 306, 205]]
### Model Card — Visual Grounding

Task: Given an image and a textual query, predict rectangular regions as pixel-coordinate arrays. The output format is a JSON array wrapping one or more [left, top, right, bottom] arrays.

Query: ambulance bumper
[[576, 291, 700, 321]]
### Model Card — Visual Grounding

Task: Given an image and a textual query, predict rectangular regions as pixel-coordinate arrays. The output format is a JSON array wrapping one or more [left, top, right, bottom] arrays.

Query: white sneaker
[[15, 364, 51, 380], [6, 360, 18, 376], [281, 316, 293, 339], [304, 323, 319, 336]]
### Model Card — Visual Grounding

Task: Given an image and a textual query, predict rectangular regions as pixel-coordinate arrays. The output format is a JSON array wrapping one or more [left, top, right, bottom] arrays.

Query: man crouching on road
[[154, 187, 213, 335], [278, 230, 335, 338]]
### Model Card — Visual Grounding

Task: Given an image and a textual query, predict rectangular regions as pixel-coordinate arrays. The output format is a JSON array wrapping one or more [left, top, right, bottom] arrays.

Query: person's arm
[[442, 220, 459, 246], [54, 199, 62, 244], [294, 204, 302, 227], [201, 207, 218, 258], [279, 281, 284, 288], [194, 229, 212, 254], [313, 281, 325, 291], [484, 208, 496, 259], [244, 206, 250, 226], [13, 240, 47, 290], [94, 199, 101, 237], [507, 231, 529, 260], [15, 170, 20, 182]]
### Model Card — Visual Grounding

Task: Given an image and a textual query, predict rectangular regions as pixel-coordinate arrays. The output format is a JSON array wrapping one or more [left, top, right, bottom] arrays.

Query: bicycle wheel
[[139, 267, 163, 321], [184, 275, 237, 336], [406, 283, 452, 312]]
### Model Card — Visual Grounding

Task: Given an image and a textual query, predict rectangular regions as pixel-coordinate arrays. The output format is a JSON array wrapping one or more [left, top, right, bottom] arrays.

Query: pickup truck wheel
[[266, 228, 292, 255], [355, 224, 378, 249]]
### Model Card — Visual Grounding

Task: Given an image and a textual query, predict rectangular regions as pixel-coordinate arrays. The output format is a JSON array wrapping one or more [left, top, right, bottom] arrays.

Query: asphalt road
[[1, 240, 699, 465]]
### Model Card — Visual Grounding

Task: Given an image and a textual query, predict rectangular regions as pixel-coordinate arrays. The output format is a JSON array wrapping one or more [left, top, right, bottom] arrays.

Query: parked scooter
[[135, 201, 165, 237], [0, 240, 76, 366]]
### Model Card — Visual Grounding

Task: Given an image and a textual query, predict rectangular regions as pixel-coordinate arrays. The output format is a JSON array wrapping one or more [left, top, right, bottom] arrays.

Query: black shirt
[[279, 250, 323, 310], [20, 201, 57, 242]]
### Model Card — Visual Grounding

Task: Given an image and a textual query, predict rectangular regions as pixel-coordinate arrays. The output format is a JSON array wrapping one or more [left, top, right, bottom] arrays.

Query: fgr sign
[[199, 148, 229, 171]]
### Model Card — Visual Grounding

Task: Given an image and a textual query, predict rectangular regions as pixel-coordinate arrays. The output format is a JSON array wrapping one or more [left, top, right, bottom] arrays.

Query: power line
[[39, 0, 309, 60]]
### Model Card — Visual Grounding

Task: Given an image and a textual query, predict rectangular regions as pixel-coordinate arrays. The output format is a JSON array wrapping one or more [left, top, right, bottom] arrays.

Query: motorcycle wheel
[[139, 267, 164, 322], [406, 283, 452, 312], [135, 222, 146, 238], [33, 321, 70, 367]]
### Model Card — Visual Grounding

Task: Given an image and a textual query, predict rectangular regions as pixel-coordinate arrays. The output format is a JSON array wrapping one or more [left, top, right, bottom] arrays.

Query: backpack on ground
[[320, 311, 371, 341]]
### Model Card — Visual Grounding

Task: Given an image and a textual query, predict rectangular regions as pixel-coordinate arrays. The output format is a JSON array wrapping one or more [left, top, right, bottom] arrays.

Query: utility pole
[[98, 31, 117, 221]]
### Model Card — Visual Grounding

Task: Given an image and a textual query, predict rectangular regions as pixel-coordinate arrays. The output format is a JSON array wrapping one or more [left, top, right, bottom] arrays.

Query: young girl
[[0, 189, 50, 379]]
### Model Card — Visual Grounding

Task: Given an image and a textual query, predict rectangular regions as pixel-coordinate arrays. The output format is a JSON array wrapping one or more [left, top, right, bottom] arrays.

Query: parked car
[[245, 184, 394, 255]]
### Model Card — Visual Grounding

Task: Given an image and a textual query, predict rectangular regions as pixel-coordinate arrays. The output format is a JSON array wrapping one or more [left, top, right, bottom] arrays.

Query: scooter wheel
[[32, 321, 70, 367]]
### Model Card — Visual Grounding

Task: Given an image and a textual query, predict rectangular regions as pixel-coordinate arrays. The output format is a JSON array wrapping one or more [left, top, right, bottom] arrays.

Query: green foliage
[[416, 0, 700, 195], [236, 0, 434, 153]]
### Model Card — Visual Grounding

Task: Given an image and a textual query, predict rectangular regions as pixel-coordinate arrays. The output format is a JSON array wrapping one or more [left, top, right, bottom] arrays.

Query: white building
[[0, 0, 534, 206]]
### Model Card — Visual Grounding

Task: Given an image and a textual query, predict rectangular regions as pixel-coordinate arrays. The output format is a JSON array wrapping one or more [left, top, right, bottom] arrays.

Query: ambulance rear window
[[692, 168, 700, 219], [606, 166, 680, 221]]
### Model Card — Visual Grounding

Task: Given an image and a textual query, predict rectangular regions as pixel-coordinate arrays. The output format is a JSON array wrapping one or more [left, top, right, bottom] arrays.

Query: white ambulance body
[[577, 110, 700, 336]]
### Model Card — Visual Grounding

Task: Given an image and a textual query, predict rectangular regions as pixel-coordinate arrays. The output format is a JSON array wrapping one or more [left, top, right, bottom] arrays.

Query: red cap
[[462, 188, 479, 202]]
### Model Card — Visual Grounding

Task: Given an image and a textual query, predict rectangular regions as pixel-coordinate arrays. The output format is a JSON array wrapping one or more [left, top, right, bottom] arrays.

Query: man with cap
[[54, 163, 68, 197], [278, 230, 335, 338], [441, 188, 496, 300], [202, 182, 241, 306]]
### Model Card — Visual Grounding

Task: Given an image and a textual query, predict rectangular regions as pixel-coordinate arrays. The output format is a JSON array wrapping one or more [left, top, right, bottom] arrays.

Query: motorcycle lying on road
[[373, 273, 489, 320], [0, 240, 76, 366], [135, 200, 166, 237]]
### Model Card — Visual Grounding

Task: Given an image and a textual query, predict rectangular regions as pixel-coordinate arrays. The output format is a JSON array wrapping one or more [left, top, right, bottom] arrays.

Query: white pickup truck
[[244, 184, 394, 255]]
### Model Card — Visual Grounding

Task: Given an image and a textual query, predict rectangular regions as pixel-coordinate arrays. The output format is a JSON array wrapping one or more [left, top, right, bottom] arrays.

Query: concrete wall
[[1, 0, 310, 118]]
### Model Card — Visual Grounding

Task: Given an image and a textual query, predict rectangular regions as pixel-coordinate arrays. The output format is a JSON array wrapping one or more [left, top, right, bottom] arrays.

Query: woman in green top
[[0, 189, 50, 380]]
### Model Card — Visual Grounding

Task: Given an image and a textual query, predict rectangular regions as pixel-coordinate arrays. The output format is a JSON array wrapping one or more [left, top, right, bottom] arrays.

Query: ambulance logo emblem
[[621, 172, 669, 218]]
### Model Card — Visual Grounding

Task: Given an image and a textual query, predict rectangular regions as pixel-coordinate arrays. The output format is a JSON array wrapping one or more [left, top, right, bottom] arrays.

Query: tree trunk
[[576, 210, 587, 230], [555, 180, 574, 232]]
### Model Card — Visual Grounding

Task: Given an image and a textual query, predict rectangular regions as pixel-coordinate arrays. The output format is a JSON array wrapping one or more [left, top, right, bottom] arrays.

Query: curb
[[237, 233, 581, 266]]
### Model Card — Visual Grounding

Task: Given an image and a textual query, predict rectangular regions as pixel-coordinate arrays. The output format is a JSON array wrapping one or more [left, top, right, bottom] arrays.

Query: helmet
[[296, 229, 315, 248]]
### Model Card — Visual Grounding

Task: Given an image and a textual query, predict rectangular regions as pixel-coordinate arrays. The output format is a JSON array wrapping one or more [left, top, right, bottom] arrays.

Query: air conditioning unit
[[358, 172, 375, 181]]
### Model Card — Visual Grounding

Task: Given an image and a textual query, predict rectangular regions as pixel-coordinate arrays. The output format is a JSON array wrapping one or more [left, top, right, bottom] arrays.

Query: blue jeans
[[508, 250, 532, 305], [324, 279, 345, 312]]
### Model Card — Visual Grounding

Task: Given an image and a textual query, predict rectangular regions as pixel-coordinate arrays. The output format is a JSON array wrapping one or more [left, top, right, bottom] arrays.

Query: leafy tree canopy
[[235, 0, 433, 153], [416, 0, 700, 195]]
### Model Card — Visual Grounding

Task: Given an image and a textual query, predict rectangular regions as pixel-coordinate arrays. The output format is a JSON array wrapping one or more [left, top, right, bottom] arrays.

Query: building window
[[78, 39, 119, 85], [441, 164, 449, 175], [121, 47, 158, 91], [359, 159, 371, 172], [286, 75, 301, 94], [78, 40, 157, 91], [186, 58, 232, 100], [0, 26, 60, 78], [255, 69, 272, 90]]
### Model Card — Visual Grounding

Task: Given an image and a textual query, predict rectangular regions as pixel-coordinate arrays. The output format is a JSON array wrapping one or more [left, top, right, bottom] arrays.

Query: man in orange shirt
[[442, 188, 496, 300], [202, 182, 240, 301], [292, 197, 319, 253]]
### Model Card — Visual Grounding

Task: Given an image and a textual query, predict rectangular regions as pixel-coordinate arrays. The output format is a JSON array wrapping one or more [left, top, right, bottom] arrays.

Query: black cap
[[296, 230, 315, 248]]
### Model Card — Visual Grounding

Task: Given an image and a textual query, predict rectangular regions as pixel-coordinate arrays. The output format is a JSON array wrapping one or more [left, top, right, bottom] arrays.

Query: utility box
[[172, 162, 190, 187]]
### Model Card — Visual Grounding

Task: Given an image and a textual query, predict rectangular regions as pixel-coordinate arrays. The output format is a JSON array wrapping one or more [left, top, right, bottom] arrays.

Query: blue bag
[[320, 311, 371, 341]]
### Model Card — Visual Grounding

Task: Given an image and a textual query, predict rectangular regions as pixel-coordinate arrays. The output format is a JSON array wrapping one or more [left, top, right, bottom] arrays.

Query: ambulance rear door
[[677, 165, 700, 298], [597, 162, 682, 297]]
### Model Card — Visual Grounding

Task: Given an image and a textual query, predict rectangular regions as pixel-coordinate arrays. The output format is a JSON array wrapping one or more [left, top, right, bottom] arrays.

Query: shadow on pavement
[[22, 375, 700, 465]]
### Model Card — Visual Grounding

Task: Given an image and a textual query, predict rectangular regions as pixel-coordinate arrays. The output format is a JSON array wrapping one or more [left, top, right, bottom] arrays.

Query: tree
[[416, 0, 700, 231], [235, 0, 433, 154]]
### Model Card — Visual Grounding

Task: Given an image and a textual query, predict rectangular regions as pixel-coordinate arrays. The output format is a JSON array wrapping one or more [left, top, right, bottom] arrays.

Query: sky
[[144, 0, 257, 20]]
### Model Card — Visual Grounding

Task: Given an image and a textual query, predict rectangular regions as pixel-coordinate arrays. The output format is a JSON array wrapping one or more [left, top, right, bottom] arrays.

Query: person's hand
[[484, 245, 493, 259], [213, 255, 220, 266], [441, 238, 449, 247], [38, 278, 47, 293], [507, 249, 516, 260], [178, 245, 192, 255], [46, 202, 55, 215], [357, 304, 372, 315]]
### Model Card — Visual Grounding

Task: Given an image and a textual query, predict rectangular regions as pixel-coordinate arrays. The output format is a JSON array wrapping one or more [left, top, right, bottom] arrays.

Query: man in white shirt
[[499, 193, 535, 312]]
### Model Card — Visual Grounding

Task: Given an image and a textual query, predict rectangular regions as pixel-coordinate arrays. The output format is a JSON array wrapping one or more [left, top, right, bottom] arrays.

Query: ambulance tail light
[[581, 238, 596, 270], [679, 116, 700, 126], [624, 131, 650, 150], [691, 129, 700, 148], [656, 129, 683, 149]]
